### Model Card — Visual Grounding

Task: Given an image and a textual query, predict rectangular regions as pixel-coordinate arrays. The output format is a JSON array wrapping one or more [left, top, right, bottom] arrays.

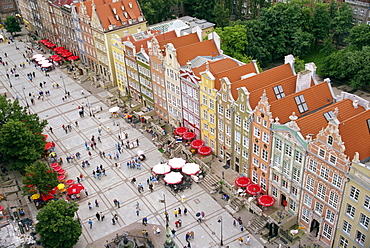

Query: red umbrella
[[53, 166, 62, 171], [182, 132, 196, 140], [246, 184, 262, 195], [48, 187, 58, 195], [66, 55, 79, 61], [41, 193, 54, 202], [51, 163, 59, 168], [53, 57, 62, 62], [40, 39, 48, 43], [175, 127, 188, 136], [67, 183, 85, 195], [191, 139, 204, 149], [53, 46, 64, 51], [61, 52, 73, 57], [258, 195, 275, 207], [57, 49, 68, 54], [50, 55, 60, 60], [234, 177, 251, 187], [66, 179, 74, 186], [198, 146, 212, 156], [45, 142, 53, 150], [58, 175, 66, 181], [58, 169, 66, 175]]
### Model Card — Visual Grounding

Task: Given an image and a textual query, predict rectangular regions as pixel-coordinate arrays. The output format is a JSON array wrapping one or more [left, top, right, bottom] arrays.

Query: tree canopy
[[0, 96, 47, 171], [138, 0, 178, 25], [21, 161, 59, 195], [36, 200, 81, 248], [3, 15, 21, 36]]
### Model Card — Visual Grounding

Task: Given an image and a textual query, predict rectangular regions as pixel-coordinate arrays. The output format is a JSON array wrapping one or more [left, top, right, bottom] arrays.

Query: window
[[202, 109, 208, 121], [328, 192, 339, 209], [320, 166, 329, 180], [235, 115, 241, 126], [306, 177, 314, 193], [240, 104, 245, 112], [225, 109, 231, 119], [302, 208, 310, 223], [218, 105, 224, 115], [285, 145, 292, 156], [209, 99, 214, 110], [242, 150, 248, 159], [323, 111, 334, 121], [235, 145, 241, 153], [304, 194, 312, 207], [317, 184, 326, 200], [365, 195, 370, 210], [308, 159, 317, 172], [322, 223, 333, 240], [275, 139, 282, 150], [273, 173, 279, 182], [346, 203, 356, 218], [339, 236, 348, 248], [282, 179, 288, 189], [359, 213, 369, 229], [262, 149, 268, 161], [292, 167, 300, 182], [253, 158, 259, 166], [226, 125, 231, 136], [294, 95, 309, 113], [318, 148, 326, 158], [243, 119, 249, 131], [315, 201, 323, 215], [235, 131, 241, 143], [262, 132, 269, 143], [327, 135, 333, 145], [295, 151, 302, 163], [254, 127, 261, 138], [261, 177, 266, 191], [272, 186, 278, 197], [329, 155, 337, 165], [291, 186, 298, 197], [202, 95, 207, 105], [342, 220, 352, 235], [350, 186, 360, 201], [261, 163, 267, 173], [325, 209, 335, 224], [332, 174, 342, 188], [243, 137, 249, 148], [282, 161, 290, 175], [218, 120, 224, 131], [274, 156, 281, 167], [253, 144, 260, 156], [252, 170, 258, 184], [210, 128, 215, 135], [289, 200, 296, 211], [356, 230, 366, 245], [273, 85, 285, 99]]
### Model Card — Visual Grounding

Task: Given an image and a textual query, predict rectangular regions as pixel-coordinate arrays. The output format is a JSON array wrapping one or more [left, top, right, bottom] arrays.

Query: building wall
[[346, 0, 370, 25], [111, 34, 127, 95], [137, 52, 153, 109]]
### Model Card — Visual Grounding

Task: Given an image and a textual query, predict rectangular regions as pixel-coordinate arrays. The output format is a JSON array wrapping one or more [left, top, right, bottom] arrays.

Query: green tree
[[214, 24, 248, 59], [330, 3, 353, 47], [0, 119, 46, 171], [138, 0, 178, 25], [21, 161, 59, 195], [346, 24, 370, 50], [36, 200, 81, 248], [3, 15, 21, 36], [248, 0, 271, 19], [214, 0, 230, 28], [183, 0, 216, 22], [312, 3, 330, 44]]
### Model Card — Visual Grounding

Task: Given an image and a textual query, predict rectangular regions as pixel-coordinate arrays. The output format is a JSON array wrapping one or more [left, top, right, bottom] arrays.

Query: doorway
[[310, 219, 320, 237], [281, 194, 287, 207]]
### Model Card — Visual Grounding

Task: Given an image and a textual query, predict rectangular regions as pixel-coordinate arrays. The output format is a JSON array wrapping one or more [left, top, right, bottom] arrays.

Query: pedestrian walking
[[114, 214, 118, 221], [100, 212, 105, 221], [136, 139, 139, 146], [136, 209, 140, 216], [142, 216, 148, 226], [112, 218, 116, 225], [149, 183, 153, 192], [178, 207, 182, 216], [49, 126, 53, 133], [185, 232, 190, 242], [79, 174, 84, 181], [88, 151, 92, 156], [245, 235, 250, 245], [174, 209, 178, 218], [238, 237, 244, 245], [85, 190, 89, 196], [135, 202, 140, 209], [96, 212, 101, 221], [175, 220, 179, 228], [88, 202, 92, 210], [92, 170, 96, 178], [184, 207, 188, 215], [76, 177, 80, 183], [95, 199, 99, 207], [88, 219, 93, 229], [171, 229, 176, 237], [178, 219, 182, 227]]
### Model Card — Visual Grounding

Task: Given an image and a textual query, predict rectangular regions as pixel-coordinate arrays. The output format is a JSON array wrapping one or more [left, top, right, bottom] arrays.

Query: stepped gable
[[270, 82, 334, 124], [338, 110, 370, 161], [176, 39, 220, 66], [231, 63, 294, 101], [296, 98, 366, 139], [248, 75, 299, 110]]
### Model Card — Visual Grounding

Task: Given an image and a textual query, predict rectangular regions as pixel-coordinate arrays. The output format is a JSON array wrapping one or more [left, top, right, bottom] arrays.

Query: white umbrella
[[163, 172, 183, 184], [168, 157, 186, 169], [35, 57, 46, 61], [41, 63, 53, 68], [182, 163, 200, 175], [32, 54, 45, 59], [109, 106, 120, 112], [137, 150, 145, 155], [152, 163, 171, 175]]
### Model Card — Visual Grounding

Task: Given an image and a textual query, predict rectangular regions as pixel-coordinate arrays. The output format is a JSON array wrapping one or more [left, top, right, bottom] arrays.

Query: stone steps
[[200, 173, 221, 194], [249, 215, 268, 233], [228, 197, 244, 212]]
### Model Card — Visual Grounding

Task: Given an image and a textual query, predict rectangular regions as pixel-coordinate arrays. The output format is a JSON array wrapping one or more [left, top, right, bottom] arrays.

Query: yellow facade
[[110, 34, 127, 95], [199, 70, 218, 153]]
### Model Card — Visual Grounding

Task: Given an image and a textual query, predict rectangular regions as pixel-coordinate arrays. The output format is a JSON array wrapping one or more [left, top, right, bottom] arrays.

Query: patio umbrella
[[66, 183, 85, 195], [45, 142, 53, 150], [31, 193, 40, 200], [35, 57, 46, 61], [182, 132, 196, 140], [41, 63, 53, 68], [53, 166, 62, 171], [48, 187, 58, 195], [137, 150, 145, 156], [53, 57, 62, 62], [66, 179, 74, 186], [41, 193, 54, 202], [175, 127, 188, 136], [191, 139, 204, 149], [152, 163, 171, 174], [109, 106, 120, 112], [234, 177, 251, 188], [57, 183, 65, 190], [49, 152, 56, 157], [122, 113, 132, 118], [57, 175, 66, 181], [163, 172, 183, 184], [61, 52, 73, 57], [66, 55, 79, 61], [258, 195, 275, 207], [32, 54, 44, 59], [198, 146, 212, 156], [50, 54, 60, 60], [53, 46, 64, 51], [168, 157, 186, 169], [57, 49, 67, 54], [182, 163, 200, 175], [40, 39, 48, 43], [58, 169, 66, 175], [51, 163, 59, 168], [246, 184, 262, 195]]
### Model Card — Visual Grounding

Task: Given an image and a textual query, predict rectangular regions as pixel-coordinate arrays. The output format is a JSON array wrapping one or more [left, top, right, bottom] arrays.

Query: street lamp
[[85, 96, 92, 116], [218, 216, 224, 246], [160, 194, 176, 248], [22, 86, 29, 107], [60, 75, 67, 94]]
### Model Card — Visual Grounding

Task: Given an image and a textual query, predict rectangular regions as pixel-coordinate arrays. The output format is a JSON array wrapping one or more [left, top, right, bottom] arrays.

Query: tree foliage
[[138, 0, 178, 25], [214, 0, 230, 28], [36, 200, 81, 248], [3, 15, 21, 35], [346, 24, 370, 50], [22, 161, 59, 195], [0, 95, 47, 171]]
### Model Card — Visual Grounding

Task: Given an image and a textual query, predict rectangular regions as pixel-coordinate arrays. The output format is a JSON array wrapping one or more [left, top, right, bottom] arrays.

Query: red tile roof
[[269, 82, 334, 124], [231, 63, 294, 100], [121, 30, 177, 52], [339, 109, 370, 161], [159, 32, 200, 50], [176, 39, 220, 66], [192, 58, 239, 78]]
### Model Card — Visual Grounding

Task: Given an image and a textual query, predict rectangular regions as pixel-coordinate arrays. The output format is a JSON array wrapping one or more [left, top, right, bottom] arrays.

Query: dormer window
[[323, 111, 334, 121], [327, 135, 333, 145], [294, 95, 308, 113], [273, 85, 285, 99]]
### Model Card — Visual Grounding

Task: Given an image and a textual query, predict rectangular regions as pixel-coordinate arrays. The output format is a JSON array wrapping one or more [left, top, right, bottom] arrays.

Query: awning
[[66, 55, 79, 61]]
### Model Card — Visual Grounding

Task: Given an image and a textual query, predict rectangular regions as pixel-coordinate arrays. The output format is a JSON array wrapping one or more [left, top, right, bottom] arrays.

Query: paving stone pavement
[[0, 31, 265, 248]]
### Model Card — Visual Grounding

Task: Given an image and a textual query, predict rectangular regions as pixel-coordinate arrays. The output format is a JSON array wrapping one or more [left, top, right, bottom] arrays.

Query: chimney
[[295, 70, 312, 93], [305, 62, 317, 84], [353, 100, 359, 108], [284, 54, 296, 75]]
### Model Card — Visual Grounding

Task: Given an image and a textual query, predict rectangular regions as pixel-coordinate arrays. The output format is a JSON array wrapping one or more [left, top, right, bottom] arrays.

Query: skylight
[[323, 111, 334, 121], [273, 85, 285, 100], [294, 95, 308, 113]]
